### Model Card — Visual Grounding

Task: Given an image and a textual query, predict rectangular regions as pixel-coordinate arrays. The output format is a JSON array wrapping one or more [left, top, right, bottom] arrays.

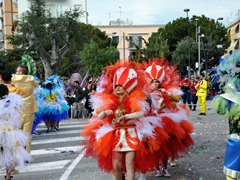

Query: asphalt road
[[0, 100, 228, 180]]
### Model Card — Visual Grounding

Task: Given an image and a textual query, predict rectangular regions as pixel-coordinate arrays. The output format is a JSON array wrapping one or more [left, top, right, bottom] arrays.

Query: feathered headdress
[[145, 62, 165, 83], [142, 58, 180, 88], [21, 55, 37, 76], [98, 59, 148, 94], [113, 67, 138, 93]]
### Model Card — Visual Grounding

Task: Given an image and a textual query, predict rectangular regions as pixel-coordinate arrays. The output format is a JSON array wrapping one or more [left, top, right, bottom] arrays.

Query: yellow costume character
[[195, 74, 208, 115], [0, 69, 26, 96], [11, 73, 38, 153]]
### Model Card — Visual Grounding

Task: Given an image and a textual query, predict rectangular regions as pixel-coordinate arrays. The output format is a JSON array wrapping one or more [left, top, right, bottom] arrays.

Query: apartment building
[[96, 24, 164, 60], [0, 0, 18, 50], [18, 0, 88, 22], [0, 0, 87, 50], [226, 18, 240, 54]]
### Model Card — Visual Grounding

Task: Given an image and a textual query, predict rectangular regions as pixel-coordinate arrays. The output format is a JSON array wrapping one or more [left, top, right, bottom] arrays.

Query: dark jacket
[[73, 86, 84, 102], [180, 79, 191, 92]]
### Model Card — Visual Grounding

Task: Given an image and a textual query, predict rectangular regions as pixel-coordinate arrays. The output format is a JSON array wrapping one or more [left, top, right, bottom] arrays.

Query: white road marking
[[0, 160, 71, 175], [59, 150, 86, 180], [0, 121, 88, 178], [33, 129, 82, 136], [21, 160, 71, 173], [35, 124, 86, 131], [31, 146, 84, 156], [32, 136, 85, 145]]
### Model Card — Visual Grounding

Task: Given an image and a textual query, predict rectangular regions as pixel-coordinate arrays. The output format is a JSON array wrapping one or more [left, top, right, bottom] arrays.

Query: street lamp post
[[195, 18, 199, 42], [198, 26, 201, 76], [123, 32, 125, 59], [200, 34, 206, 74], [184, 8, 190, 78]]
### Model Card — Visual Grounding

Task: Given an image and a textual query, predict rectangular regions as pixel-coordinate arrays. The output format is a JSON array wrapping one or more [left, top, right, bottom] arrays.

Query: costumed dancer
[[31, 76, 44, 135], [139, 58, 194, 179], [211, 51, 240, 180], [81, 60, 167, 180], [0, 69, 26, 96], [11, 64, 38, 155], [20, 55, 43, 135], [0, 84, 32, 180], [40, 75, 69, 133], [50, 75, 70, 127]]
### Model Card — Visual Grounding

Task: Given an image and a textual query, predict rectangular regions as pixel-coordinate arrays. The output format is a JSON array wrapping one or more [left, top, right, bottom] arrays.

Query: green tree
[[0, 51, 8, 72], [124, 32, 170, 63], [7, 0, 115, 78], [143, 32, 170, 59], [7, 0, 82, 77], [80, 40, 119, 77], [156, 15, 228, 73], [172, 37, 195, 75], [59, 23, 116, 77]]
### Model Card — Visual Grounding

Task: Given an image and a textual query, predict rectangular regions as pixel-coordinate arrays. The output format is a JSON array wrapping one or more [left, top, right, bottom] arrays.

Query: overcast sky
[[87, 0, 240, 27]]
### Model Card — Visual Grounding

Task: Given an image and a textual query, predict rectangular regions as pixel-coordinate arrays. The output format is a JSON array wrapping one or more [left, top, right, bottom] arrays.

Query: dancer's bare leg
[[6, 169, 11, 179], [125, 151, 135, 180], [112, 151, 124, 180], [46, 121, 51, 132]]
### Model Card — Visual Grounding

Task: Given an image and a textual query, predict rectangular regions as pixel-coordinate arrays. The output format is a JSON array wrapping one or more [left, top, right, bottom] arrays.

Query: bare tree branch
[[26, 23, 50, 63]]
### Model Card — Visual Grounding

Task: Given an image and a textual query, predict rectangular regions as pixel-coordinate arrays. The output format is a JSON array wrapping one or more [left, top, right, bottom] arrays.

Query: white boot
[[138, 173, 147, 180]]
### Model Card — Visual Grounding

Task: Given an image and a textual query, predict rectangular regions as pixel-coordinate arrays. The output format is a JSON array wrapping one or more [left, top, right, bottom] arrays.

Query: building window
[[128, 35, 142, 48], [0, 32, 2, 40], [12, 0, 18, 7], [56, 4, 63, 17], [74, 4, 82, 10], [112, 36, 119, 44], [47, 4, 63, 17]]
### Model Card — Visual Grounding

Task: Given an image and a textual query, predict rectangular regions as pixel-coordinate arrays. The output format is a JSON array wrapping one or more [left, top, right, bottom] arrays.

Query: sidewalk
[[137, 100, 227, 180]]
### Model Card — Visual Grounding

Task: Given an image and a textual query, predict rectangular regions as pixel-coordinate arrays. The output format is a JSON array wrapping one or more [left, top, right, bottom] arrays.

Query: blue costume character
[[211, 51, 240, 180], [37, 75, 69, 133]]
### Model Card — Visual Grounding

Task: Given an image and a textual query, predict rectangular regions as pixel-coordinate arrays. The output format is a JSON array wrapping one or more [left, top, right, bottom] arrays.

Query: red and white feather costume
[[142, 58, 194, 159], [81, 60, 169, 173], [81, 58, 194, 174]]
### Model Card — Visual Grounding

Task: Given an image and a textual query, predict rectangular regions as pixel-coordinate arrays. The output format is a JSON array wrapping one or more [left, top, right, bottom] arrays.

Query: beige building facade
[[226, 19, 240, 54], [96, 25, 164, 60], [0, 0, 18, 50]]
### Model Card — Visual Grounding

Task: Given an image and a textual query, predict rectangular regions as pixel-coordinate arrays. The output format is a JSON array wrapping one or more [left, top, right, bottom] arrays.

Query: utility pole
[[184, 8, 190, 78], [123, 32, 125, 59], [198, 26, 201, 76]]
